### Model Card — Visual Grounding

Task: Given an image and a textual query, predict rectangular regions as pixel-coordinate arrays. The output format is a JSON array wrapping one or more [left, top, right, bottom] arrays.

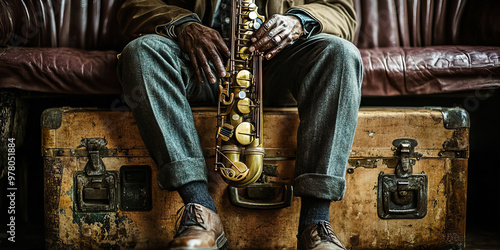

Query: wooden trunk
[[42, 107, 468, 249]]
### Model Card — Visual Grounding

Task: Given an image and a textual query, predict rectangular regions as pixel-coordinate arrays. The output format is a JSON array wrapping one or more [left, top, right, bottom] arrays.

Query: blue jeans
[[117, 33, 362, 201]]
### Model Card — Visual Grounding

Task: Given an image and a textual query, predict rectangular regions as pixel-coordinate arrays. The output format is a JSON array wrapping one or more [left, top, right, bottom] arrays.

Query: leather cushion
[[2, 46, 499, 97], [361, 46, 500, 96], [0, 47, 121, 94]]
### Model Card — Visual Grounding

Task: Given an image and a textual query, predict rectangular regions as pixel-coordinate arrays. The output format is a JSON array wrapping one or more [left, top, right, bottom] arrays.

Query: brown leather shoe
[[297, 221, 346, 250], [167, 203, 228, 250]]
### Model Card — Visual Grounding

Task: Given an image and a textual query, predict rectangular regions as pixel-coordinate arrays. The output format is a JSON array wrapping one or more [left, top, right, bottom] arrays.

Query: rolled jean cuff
[[156, 157, 208, 190], [293, 173, 346, 201]]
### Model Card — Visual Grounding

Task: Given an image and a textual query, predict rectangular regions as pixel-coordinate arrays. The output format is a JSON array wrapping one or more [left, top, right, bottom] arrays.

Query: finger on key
[[249, 16, 278, 52]]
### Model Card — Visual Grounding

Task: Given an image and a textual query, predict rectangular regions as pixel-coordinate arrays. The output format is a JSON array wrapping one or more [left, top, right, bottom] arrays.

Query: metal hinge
[[378, 138, 428, 219]]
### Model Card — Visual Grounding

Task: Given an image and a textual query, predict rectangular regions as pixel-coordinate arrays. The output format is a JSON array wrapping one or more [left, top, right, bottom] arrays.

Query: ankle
[[177, 181, 217, 213], [298, 197, 330, 237]]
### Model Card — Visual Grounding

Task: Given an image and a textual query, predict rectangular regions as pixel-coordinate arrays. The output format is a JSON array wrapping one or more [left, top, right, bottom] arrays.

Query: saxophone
[[215, 0, 265, 187]]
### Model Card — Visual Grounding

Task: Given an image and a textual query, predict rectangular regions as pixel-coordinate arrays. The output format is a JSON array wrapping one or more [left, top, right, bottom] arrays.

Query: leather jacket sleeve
[[118, 0, 356, 42], [290, 0, 356, 41]]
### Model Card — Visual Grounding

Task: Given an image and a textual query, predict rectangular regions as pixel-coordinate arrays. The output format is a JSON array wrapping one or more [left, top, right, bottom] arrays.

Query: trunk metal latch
[[75, 138, 118, 212], [378, 138, 428, 219]]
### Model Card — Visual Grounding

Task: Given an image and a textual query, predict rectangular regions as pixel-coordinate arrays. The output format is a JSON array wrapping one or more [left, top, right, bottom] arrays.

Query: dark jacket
[[118, 0, 356, 41]]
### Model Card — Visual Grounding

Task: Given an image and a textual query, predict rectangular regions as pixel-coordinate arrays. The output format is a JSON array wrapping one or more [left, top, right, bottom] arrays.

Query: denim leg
[[263, 34, 363, 201], [117, 34, 217, 190]]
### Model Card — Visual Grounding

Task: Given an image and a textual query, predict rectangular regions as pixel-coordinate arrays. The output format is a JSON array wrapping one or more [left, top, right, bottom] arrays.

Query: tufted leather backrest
[[353, 0, 467, 48], [0, 0, 123, 50], [459, 0, 500, 47], [0, 0, 499, 50], [354, 0, 500, 48]]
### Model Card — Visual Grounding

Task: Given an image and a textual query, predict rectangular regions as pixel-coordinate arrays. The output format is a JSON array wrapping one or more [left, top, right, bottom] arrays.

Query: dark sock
[[177, 181, 217, 213], [298, 197, 330, 238]]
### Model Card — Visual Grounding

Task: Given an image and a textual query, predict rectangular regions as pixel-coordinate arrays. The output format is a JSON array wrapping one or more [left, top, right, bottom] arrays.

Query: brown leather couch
[[1, 0, 499, 96]]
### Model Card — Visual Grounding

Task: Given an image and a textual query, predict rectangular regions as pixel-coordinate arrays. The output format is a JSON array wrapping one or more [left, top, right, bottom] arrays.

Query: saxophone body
[[215, 0, 265, 187]]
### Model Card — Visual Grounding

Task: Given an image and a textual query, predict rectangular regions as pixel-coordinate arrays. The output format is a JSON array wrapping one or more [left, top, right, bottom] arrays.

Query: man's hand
[[249, 14, 303, 60], [176, 23, 230, 84]]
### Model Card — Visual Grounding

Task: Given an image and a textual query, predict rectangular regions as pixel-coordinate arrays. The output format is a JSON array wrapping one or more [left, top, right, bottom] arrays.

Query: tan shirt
[[118, 0, 356, 42]]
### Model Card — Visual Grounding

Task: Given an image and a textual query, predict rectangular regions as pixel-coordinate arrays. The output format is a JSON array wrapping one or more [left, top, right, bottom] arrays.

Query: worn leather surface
[[0, 47, 121, 94], [353, 0, 467, 48], [0, 0, 123, 49], [0, 0, 499, 96], [2, 45, 498, 96], [361, 46, 500, 96]]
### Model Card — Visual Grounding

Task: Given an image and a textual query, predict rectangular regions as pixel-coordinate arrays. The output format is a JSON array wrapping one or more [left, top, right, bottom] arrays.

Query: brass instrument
[[215, 0, 265, 186]]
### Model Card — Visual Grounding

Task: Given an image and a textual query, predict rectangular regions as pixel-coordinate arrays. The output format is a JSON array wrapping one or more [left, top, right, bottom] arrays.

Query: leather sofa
[[1, 0, 499, 97]]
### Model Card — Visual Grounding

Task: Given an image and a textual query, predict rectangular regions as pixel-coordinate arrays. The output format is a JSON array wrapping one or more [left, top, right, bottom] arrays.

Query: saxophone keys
[[248, 11, 258, 20], [232, 114, 243, 124], [253, 19, 262, 29], [235, 122, 255, 145], [217, 123, 235, 141], [220, 162, 249, 181], [218, 84, 234, 105], [242, 21, 252, 30], [236, 69, 252, 87], [237, 98, 253, 114], [241, 0, 253, 7], [241, 31, 253, 42], [222, 93, 234, 105], [238, 47, 251, 60], [238, 91, 246, 99]]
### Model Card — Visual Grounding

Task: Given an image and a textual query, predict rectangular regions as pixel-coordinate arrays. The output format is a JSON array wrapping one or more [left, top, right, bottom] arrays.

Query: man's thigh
[[120, 34, 219, 106], [262, 34, 358, 106]]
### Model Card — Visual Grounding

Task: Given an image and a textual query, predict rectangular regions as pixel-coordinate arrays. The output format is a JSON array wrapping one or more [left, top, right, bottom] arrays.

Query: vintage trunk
[[42, 107, 468, 249]]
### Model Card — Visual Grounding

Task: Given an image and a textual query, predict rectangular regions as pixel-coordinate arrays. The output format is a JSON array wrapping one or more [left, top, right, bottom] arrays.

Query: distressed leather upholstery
[[353, 0, 500, 96], [0, 0, 499, 96]]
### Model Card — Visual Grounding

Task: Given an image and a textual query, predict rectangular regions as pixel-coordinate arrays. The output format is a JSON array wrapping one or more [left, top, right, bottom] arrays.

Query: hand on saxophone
[[248, 14, 303, 60], [176, 22, 230, 84]]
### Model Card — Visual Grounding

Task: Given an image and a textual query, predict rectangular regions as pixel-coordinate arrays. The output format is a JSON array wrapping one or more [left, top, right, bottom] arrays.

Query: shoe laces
[[313, 221, 335, 243], [175, 203, 206, 236]]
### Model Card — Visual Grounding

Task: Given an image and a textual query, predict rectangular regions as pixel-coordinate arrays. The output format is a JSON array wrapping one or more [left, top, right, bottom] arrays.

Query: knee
[[119, 35, 162, 83], [318, 34, 362, 70], [120, 34, 172, 62], [315, 35, 363, 95], [118, 35, 178, 87], [118, 35, 165, 100]]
